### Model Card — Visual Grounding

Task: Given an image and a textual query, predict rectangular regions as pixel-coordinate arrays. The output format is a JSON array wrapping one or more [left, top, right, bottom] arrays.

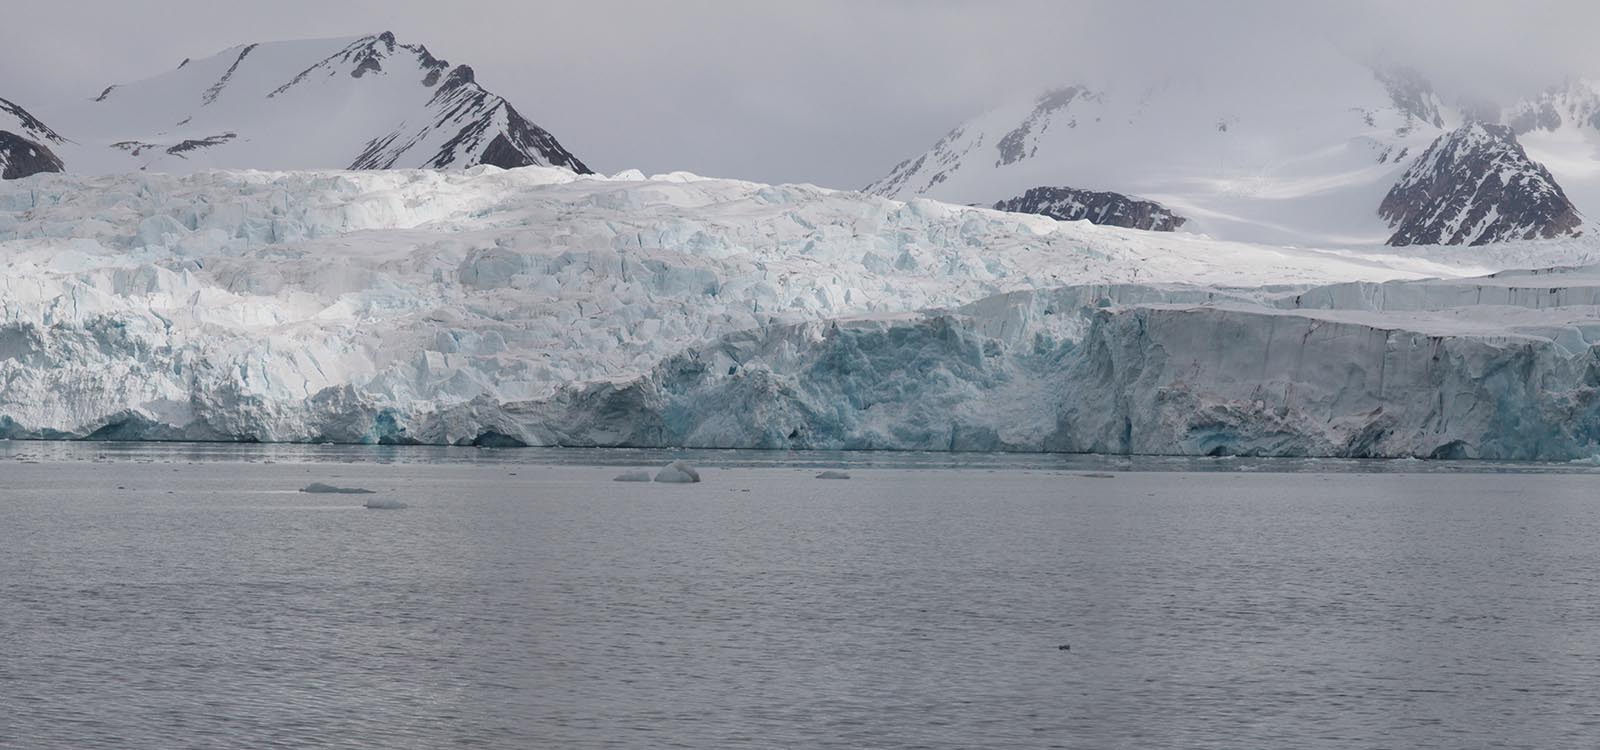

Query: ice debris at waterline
[[301, 482, 375, 494], [816, 470, 851, 480], [363, 498, 408, 510], [6, 167, 1600, 458], [613, 470, 653, 482], [654, 461, 701, 484]]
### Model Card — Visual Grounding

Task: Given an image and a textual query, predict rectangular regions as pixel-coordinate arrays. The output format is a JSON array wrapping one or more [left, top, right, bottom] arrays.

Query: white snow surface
[[29, 33, 585, 175], [866, 47, 1600, 248], [4, 165, 1600, 457]]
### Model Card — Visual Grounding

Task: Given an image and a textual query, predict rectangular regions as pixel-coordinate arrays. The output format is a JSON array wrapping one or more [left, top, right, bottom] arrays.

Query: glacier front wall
[[6, 167, 1600, 459], [7, 281, 1600, 460]]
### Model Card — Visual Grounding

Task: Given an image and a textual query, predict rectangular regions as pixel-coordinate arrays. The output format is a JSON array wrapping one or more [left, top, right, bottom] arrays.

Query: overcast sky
[[4, 0, 1599, 188]]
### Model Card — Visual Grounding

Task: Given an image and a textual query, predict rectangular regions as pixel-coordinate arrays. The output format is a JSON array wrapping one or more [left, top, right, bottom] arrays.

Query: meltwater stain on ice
[[362, 498, 408, 510], [815, 470, 851, 479]]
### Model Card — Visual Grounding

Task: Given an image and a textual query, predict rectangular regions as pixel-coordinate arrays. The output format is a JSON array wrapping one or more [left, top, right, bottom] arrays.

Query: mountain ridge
[[3, 32, 589, 177], [869, 58, 1600, 247]]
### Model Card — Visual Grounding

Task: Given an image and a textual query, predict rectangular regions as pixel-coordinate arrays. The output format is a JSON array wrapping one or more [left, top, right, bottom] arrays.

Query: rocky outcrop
[[351, 63, 590, 173], [993, 186, 1187, 231], [1374, 66, 1444, 132], [1380, 122, 1584, 246], [0, 97, 66, 179]]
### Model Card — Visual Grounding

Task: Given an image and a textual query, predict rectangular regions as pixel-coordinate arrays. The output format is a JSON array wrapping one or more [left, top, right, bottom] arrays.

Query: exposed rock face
[[5, 32, 590, 176], [1505, 80, 1600, 135], [994, 87, 1090, 167], [993, 186, 1187, 231], [0, 131, 64, 179], [1380, 122, 1584, 246], [1374, 66, 1444, 131], [350, 63, 589, 173], [0, 97, 66, 179]]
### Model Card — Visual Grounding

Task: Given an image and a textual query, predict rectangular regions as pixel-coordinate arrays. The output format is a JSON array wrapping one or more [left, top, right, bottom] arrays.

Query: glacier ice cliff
[[3, 166, 1600, 458]]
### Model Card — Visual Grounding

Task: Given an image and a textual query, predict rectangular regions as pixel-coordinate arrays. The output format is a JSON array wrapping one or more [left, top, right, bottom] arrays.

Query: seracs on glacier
[[4, 166, 1600, 458]]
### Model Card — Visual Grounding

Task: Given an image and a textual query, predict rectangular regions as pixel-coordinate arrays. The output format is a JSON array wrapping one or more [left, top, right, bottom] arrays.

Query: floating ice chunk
[[653, 460, 701, 483], [301, 482, 375, 494], [613, 470, 653, 482], [815, 470, 851, 479], [363, 498, 408, 509]]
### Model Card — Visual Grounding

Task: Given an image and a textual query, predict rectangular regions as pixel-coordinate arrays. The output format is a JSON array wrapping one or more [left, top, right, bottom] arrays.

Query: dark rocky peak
[[441, 64, 476, 90], [0, 97, 66, 179], [0, 131, 65, 179], [1380, 122, 1584, 246], [993, 186, 1188, 232], [1373, 66, 1443, 129], [0, 97, 65, 143], [996, 86, 1091, 167], [350, 57, 591, 174], [93, 85, 118, 102]]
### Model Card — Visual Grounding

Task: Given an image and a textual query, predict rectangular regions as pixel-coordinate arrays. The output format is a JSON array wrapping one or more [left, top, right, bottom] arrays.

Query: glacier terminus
[[5, 166, 1600, 459]]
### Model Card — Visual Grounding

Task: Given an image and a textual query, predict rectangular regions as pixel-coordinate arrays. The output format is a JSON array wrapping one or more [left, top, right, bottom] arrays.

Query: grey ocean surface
[[4, 442, 1600, 748]]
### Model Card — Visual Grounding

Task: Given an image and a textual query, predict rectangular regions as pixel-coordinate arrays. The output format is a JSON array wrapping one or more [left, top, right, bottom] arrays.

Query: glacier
[[4, 165, 1600, 458]]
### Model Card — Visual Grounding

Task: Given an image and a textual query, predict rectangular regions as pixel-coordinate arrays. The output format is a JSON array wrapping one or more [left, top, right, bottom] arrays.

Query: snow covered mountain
[[5, 165, 1600, 458], [4, 32, 589, 176], [0, 97, 65, 179], [1380, 122, 1583, 246], [1505, 78, 1600, 218], [868, 54, 1600, 248]]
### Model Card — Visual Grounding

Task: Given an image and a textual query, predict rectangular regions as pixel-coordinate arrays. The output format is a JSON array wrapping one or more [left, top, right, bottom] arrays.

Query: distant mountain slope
[[9, 32, 588, 176], [0, 97, 65, 179], [1380, 123, 1583, 246], [867, 48, 1600, 247], [865, 52, 1449, 246]]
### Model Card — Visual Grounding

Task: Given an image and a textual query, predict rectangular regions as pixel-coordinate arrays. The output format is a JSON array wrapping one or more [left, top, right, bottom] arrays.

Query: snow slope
[[1381, 122, 1584, 246], [3, 166, 1600, 457], [867, 47, 1600, 249], [22, 32, 588, 175], [866, 50, 1451, 246]]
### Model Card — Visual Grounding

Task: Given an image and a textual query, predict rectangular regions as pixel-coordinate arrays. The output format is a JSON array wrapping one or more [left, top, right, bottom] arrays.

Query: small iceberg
[[363, 498, 408, 510], [613, 470, 653, 482], [815, 470, 851, 480], [653, 460, 701, 484], [301, 482, 375, 494]]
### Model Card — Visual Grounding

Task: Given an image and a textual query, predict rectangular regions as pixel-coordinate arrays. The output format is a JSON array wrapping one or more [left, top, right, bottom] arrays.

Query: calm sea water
[[3, 443, 1600, 748]]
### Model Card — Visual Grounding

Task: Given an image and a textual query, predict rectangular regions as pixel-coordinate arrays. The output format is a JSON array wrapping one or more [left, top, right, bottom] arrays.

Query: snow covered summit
[[1380, 122, 1584, 246], [5, 32, 589, 176], [868, 51, 1600, 248]]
